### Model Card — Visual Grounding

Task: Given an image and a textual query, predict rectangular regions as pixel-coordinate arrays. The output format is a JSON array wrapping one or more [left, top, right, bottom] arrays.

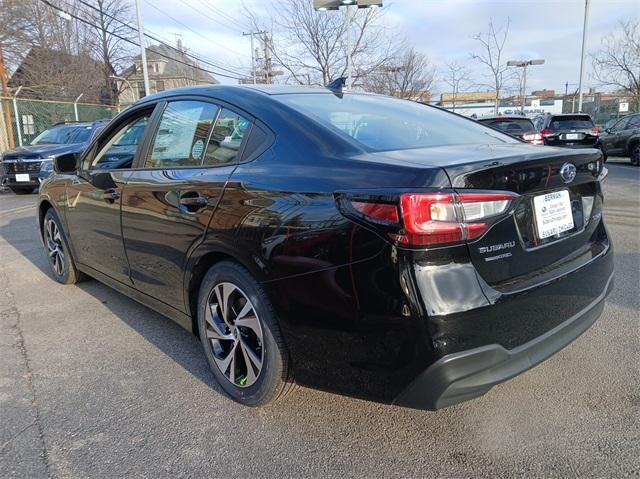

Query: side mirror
[[54, 152, 79, 174], [604, 128, 612, 134]]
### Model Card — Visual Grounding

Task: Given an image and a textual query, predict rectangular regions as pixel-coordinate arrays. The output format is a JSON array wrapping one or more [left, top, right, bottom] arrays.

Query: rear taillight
[[341, 191, 519, 247], [540, 128, 554, 137], [522, 132, 543, 143], [590, 127, 600, 136]]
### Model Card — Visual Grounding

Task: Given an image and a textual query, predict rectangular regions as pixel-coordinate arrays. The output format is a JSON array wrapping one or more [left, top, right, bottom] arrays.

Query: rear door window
[[549, 115, 595, 130], [203, 108, 251, 165], [145, 100, 219, 168]]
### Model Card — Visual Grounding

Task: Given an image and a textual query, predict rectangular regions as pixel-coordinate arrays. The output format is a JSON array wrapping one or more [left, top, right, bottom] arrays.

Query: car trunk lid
[[441, 146, 605, 288]]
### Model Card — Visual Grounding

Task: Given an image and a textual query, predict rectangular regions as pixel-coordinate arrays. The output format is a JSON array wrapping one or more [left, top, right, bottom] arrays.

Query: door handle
[[179, 196, 209, 207], [179, 192, 210, 213], [103, 189, 120, 203]]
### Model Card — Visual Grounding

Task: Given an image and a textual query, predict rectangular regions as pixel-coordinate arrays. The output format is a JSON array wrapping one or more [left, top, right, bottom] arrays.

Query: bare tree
[[362, 47, 435, 100], [10, 47, 105, 102], [0, 0, 33, 70], [471, 18, 512, 114], [591, 20, 640, 110], [246, 0, 395, 86], [1, 0, 135, 103], [442, 61, 472, 112], [1, 0, 94, 71], [83, 0, 136, 104]]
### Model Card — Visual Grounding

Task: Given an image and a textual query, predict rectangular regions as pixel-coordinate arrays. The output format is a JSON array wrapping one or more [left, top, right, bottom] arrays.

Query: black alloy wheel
[[42, 209, 84, 284], [197, 261, 294, 406]]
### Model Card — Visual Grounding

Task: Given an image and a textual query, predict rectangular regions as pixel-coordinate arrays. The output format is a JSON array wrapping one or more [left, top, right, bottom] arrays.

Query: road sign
[[619, 102, 629, 113]]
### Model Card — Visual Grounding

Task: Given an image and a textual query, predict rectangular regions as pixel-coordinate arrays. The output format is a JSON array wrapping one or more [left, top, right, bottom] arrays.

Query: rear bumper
[[394, 272, 613, 410], [544, 142, 600, 149]]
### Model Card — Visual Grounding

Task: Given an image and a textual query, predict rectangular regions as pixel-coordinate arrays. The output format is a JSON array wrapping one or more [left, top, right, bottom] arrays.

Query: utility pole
[[0, 44, 15, 149], [577, 0, 590, 113], [243, 31, 266, 84], [135, 0, 150, 97], [264, 32, 272, 84]]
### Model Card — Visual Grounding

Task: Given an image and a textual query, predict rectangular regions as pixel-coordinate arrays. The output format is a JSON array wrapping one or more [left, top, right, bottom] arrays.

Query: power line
[[142, 0, 246, 58], [71, 0, 248, 78], [37, 0, 244, 80], [198, 0, 248, 31], [177, 0, 244, 35], [71, 0, 242, 75]]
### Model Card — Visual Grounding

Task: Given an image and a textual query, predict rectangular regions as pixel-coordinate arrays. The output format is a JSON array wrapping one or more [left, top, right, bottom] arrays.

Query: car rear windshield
[[549, 115, 595, 130], [483, 118, 536, 134], [276, 93, 517, 151]]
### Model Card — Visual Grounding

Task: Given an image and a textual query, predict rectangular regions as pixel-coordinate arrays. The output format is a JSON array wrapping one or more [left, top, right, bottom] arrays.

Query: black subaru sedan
[[37, 85, 613, 410]]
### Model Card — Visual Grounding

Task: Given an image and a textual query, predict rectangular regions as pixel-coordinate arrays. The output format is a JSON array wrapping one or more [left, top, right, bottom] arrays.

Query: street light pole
[[135, 0, 150, 97], [577, 0, 590, 113], [313, 0, 383, 88], [507, 59, 545, 114], [520, 63, 528, 113], [345, 5, 352, 89]]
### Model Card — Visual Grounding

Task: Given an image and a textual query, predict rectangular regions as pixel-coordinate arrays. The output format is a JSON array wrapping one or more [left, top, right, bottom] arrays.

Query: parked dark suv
[[533, 113, 601, 151], [1, 119, 108, 194], [600, 113, 640, 165], [37, 86, 612, 410]]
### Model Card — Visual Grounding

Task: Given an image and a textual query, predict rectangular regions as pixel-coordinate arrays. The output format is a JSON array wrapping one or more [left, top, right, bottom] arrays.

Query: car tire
[[9, 186, 36, 194], [42, 208, 86, 284], [197, 261, 294, 407], [630, 143, 640, 166]]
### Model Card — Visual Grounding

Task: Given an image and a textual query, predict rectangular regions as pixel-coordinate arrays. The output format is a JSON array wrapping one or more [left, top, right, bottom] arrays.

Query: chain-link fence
[[0, 96, 118, 153]]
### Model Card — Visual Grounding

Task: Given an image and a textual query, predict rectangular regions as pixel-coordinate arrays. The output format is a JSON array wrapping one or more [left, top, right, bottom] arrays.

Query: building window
[[155, 80, 165, 92], [137, 81, 146, 99]]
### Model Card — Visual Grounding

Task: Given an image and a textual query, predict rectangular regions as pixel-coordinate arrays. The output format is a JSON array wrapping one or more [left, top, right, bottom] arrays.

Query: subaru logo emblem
[[560, 163, 576, 183]]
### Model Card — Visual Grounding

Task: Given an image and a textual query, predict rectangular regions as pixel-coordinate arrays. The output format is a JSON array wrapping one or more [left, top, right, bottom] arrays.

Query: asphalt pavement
[[1, 159, 639, 478]]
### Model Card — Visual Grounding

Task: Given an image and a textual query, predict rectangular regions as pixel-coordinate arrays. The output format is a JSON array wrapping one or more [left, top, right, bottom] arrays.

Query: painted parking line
[[0, 204, 36, 217]]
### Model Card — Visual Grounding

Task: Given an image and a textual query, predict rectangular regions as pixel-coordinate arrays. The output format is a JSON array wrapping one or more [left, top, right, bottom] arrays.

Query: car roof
[[138, 84, 335, 104], [478, 115, 532, 121], [548, 113, 593, 118]]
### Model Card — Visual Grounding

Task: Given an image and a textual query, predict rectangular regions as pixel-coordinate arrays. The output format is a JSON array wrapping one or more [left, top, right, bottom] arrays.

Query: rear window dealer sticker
[[191, 139, 204, 160]]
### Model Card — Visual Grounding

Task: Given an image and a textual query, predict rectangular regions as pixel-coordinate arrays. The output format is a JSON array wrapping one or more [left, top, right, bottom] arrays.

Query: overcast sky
[[140, 0, 639, 95]]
